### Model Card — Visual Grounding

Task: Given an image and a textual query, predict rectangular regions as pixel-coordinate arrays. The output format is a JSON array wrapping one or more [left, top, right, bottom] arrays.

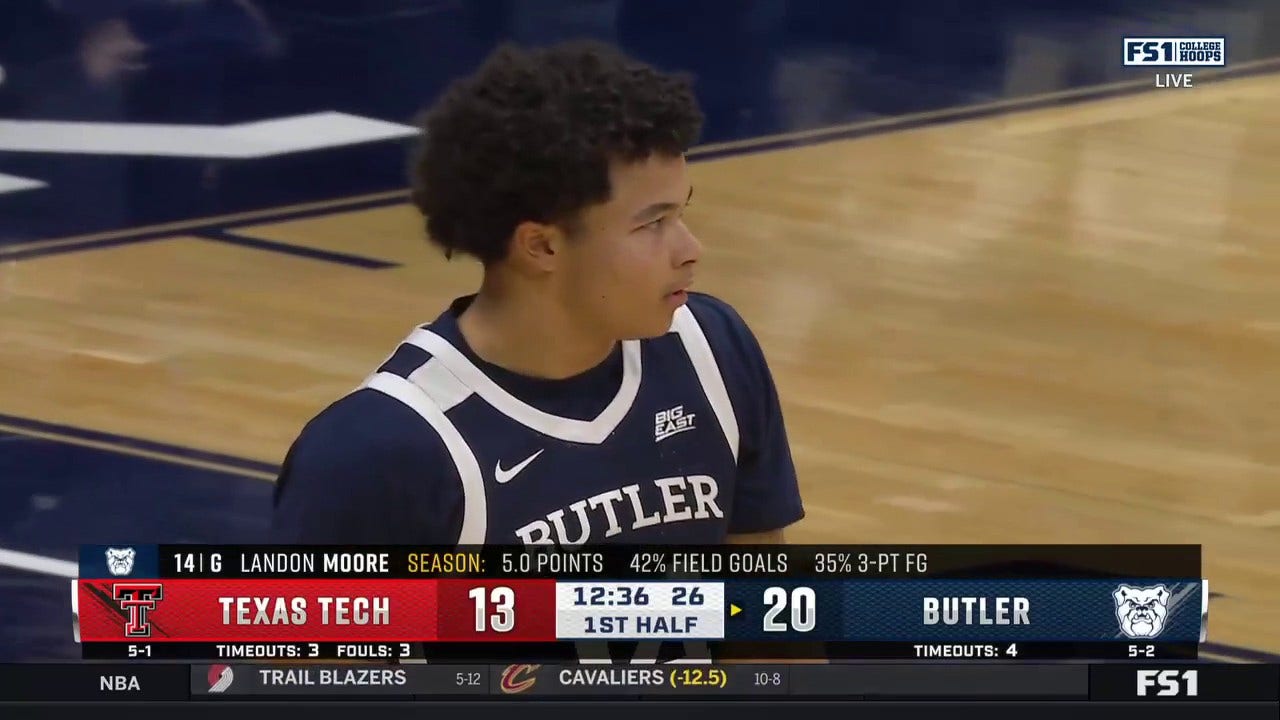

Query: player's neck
[[457, 283, 616, 381]]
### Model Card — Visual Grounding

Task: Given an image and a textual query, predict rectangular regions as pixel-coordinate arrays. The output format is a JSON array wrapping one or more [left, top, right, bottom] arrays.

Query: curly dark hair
[[409, 40, 704, 265]]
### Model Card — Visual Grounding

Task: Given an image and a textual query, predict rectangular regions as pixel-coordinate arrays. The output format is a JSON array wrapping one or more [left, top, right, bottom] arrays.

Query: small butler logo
[[1114, 584, 1171, 638], [208, 665, 235, 693], [499, 664, 540, 694], [105, 547, 136, 576]]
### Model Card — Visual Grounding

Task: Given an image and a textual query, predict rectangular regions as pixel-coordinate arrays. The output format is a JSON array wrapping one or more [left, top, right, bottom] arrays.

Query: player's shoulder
[[676, 291, 766, 362], [682, 291, 751, 331], [273, 387, 463, 544], [285, 387, 448, 470]]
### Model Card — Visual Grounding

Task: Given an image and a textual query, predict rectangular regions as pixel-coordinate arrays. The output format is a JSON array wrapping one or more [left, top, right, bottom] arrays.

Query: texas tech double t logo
[[112, 583, 164, 638]]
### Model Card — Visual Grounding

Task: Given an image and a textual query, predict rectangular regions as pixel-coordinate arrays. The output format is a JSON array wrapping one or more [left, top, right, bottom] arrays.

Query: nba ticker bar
[[77, 544, 1206, 661], [0, 663, 1275, 702]]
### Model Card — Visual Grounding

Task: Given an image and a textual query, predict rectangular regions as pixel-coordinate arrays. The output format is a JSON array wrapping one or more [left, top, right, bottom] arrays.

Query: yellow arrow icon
[[729, 603, 741, 617]]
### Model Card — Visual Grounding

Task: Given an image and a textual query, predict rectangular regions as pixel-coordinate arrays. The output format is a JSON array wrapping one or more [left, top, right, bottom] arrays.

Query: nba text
[[217, 596, 389, 625], [514, 475, 724, 545], [922, 596, 1031, 625]]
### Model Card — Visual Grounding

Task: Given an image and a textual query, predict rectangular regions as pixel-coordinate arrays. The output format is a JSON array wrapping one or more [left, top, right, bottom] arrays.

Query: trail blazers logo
[[105, 547, 136, 576], [1113, 584, 1170, 638], [208, 665, 235, 693]]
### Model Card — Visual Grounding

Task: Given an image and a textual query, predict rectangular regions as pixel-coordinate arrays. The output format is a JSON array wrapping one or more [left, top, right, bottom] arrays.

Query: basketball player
[[271, 40, 803, 551]]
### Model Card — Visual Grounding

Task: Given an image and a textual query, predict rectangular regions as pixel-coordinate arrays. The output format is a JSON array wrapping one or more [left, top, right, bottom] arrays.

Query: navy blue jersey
[[272, 292, 804, 547]]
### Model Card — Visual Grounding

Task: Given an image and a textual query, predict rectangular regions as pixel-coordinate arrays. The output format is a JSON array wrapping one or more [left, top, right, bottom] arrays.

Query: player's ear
[[510, 221, 562, 272]]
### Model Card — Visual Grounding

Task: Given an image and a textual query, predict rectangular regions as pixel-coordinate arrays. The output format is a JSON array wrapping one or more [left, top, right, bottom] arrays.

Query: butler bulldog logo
[[105, 547, 136, 576], [1113, 584, 1171, 638]]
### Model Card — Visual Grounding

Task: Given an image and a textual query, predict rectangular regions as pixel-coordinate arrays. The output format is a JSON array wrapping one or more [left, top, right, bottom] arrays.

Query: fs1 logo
[[1137, 669, 1199, 697], [1124, 37, 1225, 66]]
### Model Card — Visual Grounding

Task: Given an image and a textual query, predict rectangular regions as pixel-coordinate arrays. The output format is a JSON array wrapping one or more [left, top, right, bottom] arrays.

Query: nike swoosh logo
[[495, 449, 544, 484]]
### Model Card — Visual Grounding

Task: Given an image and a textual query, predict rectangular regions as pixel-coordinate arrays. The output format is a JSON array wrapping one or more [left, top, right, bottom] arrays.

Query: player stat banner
[[73, 544, 1207, 660]]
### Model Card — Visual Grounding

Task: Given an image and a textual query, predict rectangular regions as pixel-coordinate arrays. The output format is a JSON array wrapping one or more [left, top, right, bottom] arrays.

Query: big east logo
[[112, 583, 164, 638]]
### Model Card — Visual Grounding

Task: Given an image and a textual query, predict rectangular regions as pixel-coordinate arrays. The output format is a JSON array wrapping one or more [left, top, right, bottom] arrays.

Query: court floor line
[[0, 547, 77, 577], [193, 229, 400, 268], [0, 419, 277, 481], [7, 56, 1280, 264], [0, 188, 409, 256]]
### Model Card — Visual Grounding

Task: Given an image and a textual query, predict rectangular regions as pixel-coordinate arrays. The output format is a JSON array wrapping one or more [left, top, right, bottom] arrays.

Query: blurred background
[[2, 0, 1278, 663]]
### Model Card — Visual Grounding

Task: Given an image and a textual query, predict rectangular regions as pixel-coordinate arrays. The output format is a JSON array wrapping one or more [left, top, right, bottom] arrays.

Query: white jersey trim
[[670, 306, 741, 463], [403, 328, 643, 445], [408, 357, 472, 412], [363, 371, 487, 545]]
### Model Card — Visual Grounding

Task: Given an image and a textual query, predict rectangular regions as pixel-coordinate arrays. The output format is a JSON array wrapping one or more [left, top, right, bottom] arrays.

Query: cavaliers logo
[[499, 664, 540, 694]]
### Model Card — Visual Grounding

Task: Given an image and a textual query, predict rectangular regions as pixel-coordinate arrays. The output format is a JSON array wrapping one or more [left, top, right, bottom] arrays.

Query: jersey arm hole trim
[[670, 305, 741, 463], [362, 371, 488, 544]]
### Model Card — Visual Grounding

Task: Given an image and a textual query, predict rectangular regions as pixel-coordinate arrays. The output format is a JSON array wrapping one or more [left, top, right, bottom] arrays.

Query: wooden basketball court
[[1, 73, 1276, 656]]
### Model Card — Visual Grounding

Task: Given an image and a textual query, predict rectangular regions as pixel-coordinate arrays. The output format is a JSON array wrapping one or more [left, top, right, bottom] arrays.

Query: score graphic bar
[[75, 544, 1206, 660], [555, 582, 725, 640]]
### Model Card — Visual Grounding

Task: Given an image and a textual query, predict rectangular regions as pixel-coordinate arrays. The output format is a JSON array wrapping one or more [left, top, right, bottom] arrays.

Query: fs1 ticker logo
[[1124, 37, 1225, 66], [1137, 669, 1199, 697], [112, 582, 164, 638]]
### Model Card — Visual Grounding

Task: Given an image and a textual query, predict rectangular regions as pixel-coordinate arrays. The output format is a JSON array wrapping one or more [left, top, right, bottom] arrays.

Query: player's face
[[563, 154, 701, 339]]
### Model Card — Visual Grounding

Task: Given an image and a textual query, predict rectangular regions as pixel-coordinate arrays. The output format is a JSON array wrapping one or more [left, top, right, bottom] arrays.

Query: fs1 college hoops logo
[[1123, 36, 1225, 89]]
